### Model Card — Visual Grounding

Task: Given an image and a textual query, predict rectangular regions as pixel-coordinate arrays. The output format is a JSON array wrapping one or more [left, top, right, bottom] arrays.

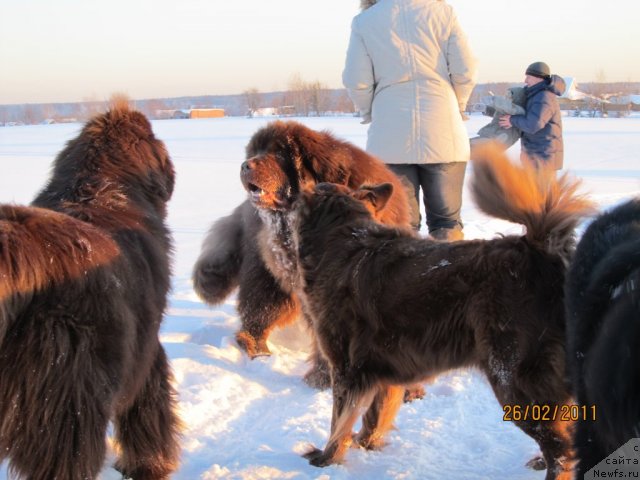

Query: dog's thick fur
[[0, 101, 181, 479], [192, 120, 411, 387], [291, 144, 594, 480], [565, 198, 640, 476]]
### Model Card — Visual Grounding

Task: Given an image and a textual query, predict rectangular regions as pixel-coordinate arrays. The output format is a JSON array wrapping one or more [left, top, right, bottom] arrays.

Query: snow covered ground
[[0, 114, 638, 479]]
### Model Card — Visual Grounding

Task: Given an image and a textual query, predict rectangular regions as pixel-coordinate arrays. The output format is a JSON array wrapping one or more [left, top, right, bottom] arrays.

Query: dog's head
[[46, 98, 175, 215], [312, 182, 394, 221], [291, 182, 395, 272], [240, 121, 353, 211], [294, 182, 394, 234]]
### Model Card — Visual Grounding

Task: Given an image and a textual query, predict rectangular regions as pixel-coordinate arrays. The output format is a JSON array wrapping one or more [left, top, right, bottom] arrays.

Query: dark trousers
[[387, 162, 466, 232]]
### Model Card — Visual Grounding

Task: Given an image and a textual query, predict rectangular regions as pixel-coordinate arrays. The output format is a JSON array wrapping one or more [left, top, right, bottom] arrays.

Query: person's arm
[[342, 18, 375, 123], [446, 11, 477, 113], [510, 93, 555, 134]]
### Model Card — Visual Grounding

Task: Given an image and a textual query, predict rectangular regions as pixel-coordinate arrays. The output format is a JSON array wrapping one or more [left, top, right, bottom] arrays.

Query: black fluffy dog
[[566, 198, 640, 476], [290, 144, 594, 480], [0, 101, 181, 479]]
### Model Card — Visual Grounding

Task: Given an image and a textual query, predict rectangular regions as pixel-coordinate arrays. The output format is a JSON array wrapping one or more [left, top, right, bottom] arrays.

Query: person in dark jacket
[[499, 61, 566, 169]]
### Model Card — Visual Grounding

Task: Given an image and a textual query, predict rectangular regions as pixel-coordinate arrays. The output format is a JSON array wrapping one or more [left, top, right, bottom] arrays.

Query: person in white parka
[[343, 0, 477, 240]]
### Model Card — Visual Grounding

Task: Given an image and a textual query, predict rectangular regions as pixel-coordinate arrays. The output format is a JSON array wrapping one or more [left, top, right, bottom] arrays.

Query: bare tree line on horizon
[[1, 76, 639, 126]]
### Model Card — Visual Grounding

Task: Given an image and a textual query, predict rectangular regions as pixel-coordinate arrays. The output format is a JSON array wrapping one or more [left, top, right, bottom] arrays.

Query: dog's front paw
[[403, 384, 425, 403], [303, 446, 336, 467], [235, 331, 271, 359], [353, 432, 386, 451]]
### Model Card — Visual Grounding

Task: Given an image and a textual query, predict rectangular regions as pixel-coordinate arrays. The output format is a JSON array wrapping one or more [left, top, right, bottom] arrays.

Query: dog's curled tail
[[470, 142, 595, 259], [192, 202, 246, 304]]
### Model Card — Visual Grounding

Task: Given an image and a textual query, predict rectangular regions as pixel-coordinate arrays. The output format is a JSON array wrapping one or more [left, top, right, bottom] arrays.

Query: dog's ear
[[353, 183, 394, 214]]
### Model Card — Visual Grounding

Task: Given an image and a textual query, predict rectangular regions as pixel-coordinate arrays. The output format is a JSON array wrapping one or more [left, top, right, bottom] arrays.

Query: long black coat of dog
[[290, 145, 594, 480], [0, 102, 181, 479], [566, 198, 640, 476]]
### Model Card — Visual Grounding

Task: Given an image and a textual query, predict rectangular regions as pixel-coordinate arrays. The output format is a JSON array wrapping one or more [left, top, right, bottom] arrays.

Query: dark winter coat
[[510, 74, 566, 169]]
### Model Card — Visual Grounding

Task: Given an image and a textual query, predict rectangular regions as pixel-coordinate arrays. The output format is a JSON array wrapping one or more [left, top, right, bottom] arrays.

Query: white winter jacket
[[343, 0, 477, 164]]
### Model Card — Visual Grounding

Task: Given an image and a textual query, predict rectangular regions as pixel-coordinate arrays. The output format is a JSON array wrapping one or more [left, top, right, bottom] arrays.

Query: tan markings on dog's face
[[240, 154, 293, 210]]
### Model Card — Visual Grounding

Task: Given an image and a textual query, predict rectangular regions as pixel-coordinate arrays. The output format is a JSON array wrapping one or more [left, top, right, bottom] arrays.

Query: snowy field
[[0, 114, 639, 479]]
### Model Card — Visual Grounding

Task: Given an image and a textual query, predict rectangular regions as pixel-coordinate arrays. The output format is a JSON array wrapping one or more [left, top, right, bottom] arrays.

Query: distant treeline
[[2, 82, 639, 126], [0, 89, 357, 125]]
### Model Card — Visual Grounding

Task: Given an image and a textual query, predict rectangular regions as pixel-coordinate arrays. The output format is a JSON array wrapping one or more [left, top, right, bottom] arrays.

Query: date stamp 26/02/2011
[[503, 404, 596, 422]]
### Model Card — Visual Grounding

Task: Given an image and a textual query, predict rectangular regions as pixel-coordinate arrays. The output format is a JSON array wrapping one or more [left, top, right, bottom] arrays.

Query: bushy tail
[[192, 202, 246, 304], [470, 142, 595, 260]]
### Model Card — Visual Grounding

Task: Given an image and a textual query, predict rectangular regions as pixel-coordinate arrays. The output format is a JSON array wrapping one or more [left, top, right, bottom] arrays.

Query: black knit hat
[[525, 61, 551, 79]]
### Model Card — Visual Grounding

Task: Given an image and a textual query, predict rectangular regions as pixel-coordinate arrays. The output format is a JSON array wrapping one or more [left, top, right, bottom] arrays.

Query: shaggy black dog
[[192, 120, 411, 388], [290, 144, 594, 480], [565, 198, 640, 476], [0, 101, 181, 479]]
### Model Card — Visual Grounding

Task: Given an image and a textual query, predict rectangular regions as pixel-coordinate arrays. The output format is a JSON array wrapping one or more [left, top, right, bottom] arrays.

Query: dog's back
[[566, 198, 640, 474]]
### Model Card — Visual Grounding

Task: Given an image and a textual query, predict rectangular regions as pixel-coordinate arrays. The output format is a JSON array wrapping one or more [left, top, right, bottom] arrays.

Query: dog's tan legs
[[304, 376, 377, 467], [114, 346, 181, 480], [355, 384, 404, 450], [485, 352, 575, 480], [495, 386, 575, 480], [516, 416, 575, 480]]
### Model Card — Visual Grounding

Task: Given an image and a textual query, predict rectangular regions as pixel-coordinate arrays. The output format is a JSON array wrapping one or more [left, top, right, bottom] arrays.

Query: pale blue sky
[[1, 0, 639, 104]]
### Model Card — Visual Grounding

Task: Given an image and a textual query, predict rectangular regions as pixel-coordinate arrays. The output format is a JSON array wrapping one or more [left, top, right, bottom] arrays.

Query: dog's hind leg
[[304, 373, 377, 467], [236, 255, 300, 358], [485, 353, 574, 479], [2, 396, 110, 480], [354, 384, 404, 450], [517, 416, 575, 480], [0, 330, 111, 480], [114, 346, 181, 480]]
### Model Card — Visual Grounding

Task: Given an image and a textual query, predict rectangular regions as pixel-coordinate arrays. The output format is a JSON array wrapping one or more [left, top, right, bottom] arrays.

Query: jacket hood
[[526, 74, 566, 97], [548, 74, 566, 96]]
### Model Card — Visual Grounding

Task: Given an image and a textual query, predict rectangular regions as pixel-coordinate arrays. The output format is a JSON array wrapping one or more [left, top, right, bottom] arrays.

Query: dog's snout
[[242, 157, 260, 172]]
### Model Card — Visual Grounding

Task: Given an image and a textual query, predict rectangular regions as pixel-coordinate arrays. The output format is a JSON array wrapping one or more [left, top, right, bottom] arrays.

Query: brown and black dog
[[0, 101, 181, 479], [290, 144, 594, 480], [192, 120, 412, 388]]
